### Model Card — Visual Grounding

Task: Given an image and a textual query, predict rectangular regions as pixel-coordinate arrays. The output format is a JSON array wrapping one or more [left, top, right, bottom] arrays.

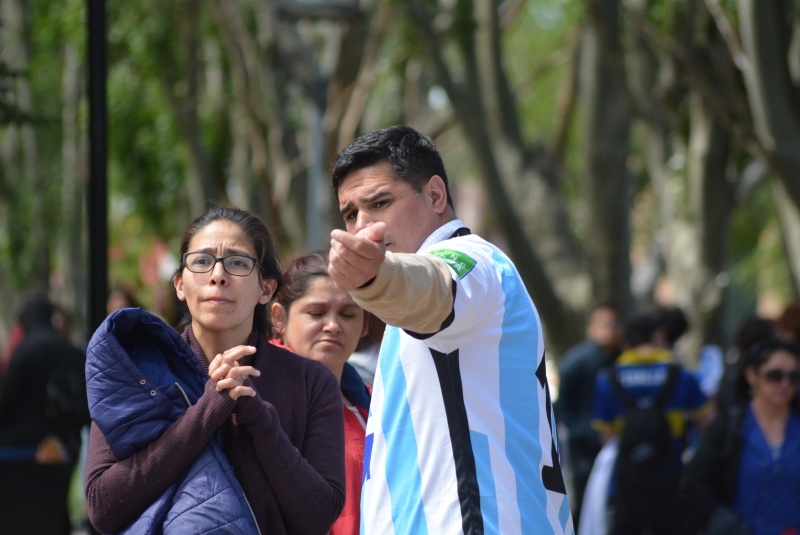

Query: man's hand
[[329, 222, 387, 291]]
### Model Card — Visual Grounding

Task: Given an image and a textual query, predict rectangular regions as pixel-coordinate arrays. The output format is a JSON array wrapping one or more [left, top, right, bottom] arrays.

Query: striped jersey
[[360, 221, 574, 535]]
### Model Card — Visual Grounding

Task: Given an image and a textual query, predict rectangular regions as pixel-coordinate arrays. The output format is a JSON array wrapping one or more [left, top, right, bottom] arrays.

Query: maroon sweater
[[85, 327, 345, 534]]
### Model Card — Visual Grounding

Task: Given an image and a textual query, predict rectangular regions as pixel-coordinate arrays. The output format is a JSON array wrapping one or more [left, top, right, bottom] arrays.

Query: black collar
[[449, 227, 471, 239]]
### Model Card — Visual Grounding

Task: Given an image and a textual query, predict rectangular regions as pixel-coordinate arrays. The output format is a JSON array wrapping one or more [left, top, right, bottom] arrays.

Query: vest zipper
[[173, 382, 261, 533], [174, 383, 192, 407], [243, 492, 262, 535]]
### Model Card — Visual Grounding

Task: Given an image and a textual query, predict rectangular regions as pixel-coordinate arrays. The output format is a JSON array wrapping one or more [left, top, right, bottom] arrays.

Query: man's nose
[[354, 211, 373, 233]]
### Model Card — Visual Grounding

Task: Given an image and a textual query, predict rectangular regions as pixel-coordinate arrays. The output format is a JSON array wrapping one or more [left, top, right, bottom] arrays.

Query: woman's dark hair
[[275, 250, 376, 348], [733, 337, 800, 405], [174, 205, 283, 339], [331, 125, 454, 210], [775, 301, 800, 342], [274, 250, 330, 312], [732, 316, 775, 360]]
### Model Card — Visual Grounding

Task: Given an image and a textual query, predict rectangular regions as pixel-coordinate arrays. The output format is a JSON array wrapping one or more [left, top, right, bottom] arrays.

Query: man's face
[[588, 308, 623, 353], [337, 161, 444, 253]]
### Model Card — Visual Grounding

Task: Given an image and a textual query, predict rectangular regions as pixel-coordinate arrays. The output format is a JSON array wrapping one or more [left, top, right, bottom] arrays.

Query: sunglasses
[[761, 369, 800, 385]]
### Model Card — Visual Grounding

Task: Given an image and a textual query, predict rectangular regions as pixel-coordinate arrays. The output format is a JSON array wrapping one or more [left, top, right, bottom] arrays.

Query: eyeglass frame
[[182, 251, 260, 277]]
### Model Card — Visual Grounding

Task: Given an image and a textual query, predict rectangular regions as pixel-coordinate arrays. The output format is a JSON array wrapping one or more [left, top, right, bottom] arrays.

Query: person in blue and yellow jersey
[[592, 309, 712, 535]]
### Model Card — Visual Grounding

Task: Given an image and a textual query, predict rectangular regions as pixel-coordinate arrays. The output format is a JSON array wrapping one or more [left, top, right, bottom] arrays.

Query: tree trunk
[[739, 0, 800, 215], [580, 0, 633, 312], [58, 41, 88, 343]]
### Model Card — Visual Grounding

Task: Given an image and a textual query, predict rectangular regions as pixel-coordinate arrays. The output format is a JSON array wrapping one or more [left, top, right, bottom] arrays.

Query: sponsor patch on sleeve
[[426, 248, 476, 279]]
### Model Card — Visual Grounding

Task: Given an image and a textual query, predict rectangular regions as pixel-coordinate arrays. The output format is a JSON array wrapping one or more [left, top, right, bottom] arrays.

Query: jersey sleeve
[[350, 251, 455, 334], [592, 372, 617, 434], [680, 371, 711, 416], [419, 241, 503, 354]]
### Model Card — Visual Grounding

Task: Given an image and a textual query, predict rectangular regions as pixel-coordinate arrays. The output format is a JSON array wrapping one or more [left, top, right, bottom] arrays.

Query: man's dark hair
[[658, 306, 688, 346], [623, 310, 663, 348], [331, 125, 454, 209], [18, 294, 56, 333]]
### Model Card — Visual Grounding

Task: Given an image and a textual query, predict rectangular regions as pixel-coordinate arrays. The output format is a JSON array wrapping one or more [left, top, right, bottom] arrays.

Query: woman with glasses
[[680, 337, 800, 535], [84, 205, 345, 534]]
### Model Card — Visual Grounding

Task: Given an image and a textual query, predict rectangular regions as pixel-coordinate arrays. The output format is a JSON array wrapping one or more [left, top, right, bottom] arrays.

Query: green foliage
[[504, 1, 581, 143], [730, 178, 792, 303]]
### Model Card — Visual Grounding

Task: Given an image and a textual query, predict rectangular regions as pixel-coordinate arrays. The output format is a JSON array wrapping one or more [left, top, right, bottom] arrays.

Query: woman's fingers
[[208, 345, 258, 382], [215, 367, 260, 390], [215, 376, 257, 399]]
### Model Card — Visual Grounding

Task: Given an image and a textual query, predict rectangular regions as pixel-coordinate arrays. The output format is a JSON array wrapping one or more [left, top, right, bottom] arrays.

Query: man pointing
[[329, 125, 574, 535]]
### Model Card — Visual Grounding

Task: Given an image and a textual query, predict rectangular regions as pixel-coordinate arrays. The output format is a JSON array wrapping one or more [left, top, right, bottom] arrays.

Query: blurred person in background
[[680, 338, 800, 535], [272, 250, 371, 535], [556, 302, 623, 529], [106, 286, 141, 314], [715, 316, 776, 412], [592, 309, 711, 535], [0, 293, 89, 535], [775, 301, 800, 343]]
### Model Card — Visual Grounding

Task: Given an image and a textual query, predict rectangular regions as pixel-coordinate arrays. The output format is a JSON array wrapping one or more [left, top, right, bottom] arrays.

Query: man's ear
[[427, 174, 449, 215], [173, 274, 186, 302], [260, 279, 278, 305], [271, 302, 286, 335]]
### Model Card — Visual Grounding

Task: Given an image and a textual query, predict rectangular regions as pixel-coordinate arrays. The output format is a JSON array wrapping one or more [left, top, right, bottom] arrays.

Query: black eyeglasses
[[182, 252, 259, 277], [761, 369, 800, 385]]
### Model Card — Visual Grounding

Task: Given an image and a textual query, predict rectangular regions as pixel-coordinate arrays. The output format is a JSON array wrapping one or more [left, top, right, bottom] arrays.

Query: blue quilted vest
[[86, 308, 260, 534]]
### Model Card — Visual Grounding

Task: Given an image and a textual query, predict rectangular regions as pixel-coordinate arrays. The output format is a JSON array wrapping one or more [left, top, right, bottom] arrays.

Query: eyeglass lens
[[762, 369, 800, 384], [184, 252, 255, 276]]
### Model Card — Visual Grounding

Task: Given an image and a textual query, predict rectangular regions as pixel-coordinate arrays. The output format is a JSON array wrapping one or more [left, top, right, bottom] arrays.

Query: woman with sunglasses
[[680, 337, 800, 535], [84, 205, 345, 534]]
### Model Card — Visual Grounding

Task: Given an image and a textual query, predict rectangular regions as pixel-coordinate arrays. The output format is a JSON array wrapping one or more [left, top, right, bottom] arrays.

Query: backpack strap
[[654, 364, 682, 408], [609, 368, 636, 409], [609, 363, 682, 409]]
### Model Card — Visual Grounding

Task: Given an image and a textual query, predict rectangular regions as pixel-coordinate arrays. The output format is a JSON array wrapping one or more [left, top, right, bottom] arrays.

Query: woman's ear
[[173, 274, 186, 302], [360, 313, 370, 338], [744, 366, 758, 387], [260, 279, 278, 304], [271, 302, 286, 335]]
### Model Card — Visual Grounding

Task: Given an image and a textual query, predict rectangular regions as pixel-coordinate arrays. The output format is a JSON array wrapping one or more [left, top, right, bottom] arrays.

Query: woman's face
[[747, 350, 800, 409], [274, 276, 366, 377], [174, 220, 277, 342]]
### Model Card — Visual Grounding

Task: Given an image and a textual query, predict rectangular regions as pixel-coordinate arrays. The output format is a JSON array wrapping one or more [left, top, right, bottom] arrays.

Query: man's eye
[[344, 211, 357, 221]]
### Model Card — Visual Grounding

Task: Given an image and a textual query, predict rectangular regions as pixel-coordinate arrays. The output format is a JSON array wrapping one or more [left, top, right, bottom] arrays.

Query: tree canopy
[[0, 0, 797, 359]]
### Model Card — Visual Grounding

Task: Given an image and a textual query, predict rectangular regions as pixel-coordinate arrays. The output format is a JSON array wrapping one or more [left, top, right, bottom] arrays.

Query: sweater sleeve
[[350, 251, 454, 334], [84, 379, 236, 533], [235, 361, 346, 534]]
